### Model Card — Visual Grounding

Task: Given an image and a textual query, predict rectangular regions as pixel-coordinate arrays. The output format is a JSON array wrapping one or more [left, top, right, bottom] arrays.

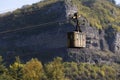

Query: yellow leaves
[[10, 62, 23, 70], [22, 58, 43, 80], [10, 56, 24, 71], [99, 70, 105, 77], [9, 57, 24, 80]]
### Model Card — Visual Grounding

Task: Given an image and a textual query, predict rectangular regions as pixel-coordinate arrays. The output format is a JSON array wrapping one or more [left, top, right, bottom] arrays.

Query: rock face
[[113, 32, 120, 53], [105, 27, 115, 52], [0, 0, 119, 62], [105, 27, 120, 53]]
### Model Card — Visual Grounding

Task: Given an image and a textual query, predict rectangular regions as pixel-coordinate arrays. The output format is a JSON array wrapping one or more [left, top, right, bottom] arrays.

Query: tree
[[9, 57, 24, 80], [0, 56, 8, 76], [45, 57, 69, 80], [0, 56, 14, 80], [0, 74, 15, 80], [22, 58, 44, 80], [64, 62, 79, 80]]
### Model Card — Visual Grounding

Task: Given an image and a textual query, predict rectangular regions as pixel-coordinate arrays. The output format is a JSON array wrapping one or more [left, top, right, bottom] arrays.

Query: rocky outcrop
[[111, 32, 120, 54]]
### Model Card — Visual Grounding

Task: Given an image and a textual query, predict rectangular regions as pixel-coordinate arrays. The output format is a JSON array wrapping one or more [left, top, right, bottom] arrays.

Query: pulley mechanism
[[72, 13, 82, 32]]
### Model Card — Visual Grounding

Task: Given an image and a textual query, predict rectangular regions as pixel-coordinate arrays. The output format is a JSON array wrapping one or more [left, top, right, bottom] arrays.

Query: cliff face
[[106, 29, 120, 54], [0, 0, 120, 63]]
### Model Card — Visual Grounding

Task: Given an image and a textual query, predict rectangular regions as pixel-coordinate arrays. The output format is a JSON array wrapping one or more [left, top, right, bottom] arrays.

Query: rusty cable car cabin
[[67, 13, 86, 48]]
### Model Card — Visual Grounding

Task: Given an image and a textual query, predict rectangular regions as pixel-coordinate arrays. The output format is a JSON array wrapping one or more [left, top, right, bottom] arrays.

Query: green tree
[[0, 56, 14, 80], [0, 74, 14, 80], [64, 62, 79, 80], [0, 56, 7, 75], [9, 56, 24, 80], [45, 57, 69, 80]]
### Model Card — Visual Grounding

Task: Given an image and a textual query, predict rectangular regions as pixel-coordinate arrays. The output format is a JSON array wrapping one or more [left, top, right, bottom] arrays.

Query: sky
[[0, 0, 42, 14], [115, 0, 120, 4], [0, 0, 120, 14]]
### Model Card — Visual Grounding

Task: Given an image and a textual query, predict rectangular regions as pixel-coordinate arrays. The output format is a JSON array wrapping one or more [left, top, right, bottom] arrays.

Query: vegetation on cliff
[[68, 0, 120, 30]]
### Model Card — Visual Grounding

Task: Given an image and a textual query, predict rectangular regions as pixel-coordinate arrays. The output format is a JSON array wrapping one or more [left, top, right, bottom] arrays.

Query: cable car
[[67, 13, 86, 48], [67, 31, 86, 48]]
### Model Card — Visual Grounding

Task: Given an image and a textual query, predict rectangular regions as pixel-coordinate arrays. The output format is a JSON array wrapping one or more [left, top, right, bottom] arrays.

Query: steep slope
[[0, 0, 120, 63]]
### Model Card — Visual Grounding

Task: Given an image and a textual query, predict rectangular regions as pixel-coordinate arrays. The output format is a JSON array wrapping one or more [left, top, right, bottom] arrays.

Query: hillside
[[0, 0, 120, 63], [0, 0, 120, 79]]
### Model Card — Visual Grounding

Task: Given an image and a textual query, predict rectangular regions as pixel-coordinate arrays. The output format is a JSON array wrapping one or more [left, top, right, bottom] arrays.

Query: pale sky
[[115, 0, 120, 4], [0, 0, 120, 14], [0, 0, 42, 14]]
